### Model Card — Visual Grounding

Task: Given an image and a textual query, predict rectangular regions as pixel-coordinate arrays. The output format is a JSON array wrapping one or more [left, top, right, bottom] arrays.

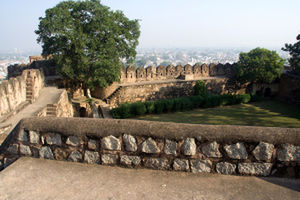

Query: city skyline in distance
[[0, 0, 300, 52]]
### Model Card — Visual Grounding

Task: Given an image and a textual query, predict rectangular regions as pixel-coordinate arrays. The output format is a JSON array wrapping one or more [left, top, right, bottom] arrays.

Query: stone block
[[101, 135, 121, 151], [39, 146, 54, 160], [252, 142, 274, 161], [144, 158, 170, 170], [190, 159, 212, 173], [141, 138, 160, 154], [84, 150, 100, 164], [29, 131, 40, 144], [238, 163, 273, 176], [201, 141, 222, 158], [224, 143, 248, 159], [123, 134, 137, 152], [66, 136, 83, 147], [216, 162, 236, 175], [182, 138, 196, 156], [67, 151, 82, 162], [45, 133, 62, 146], [7, 144, 19, 154], [277, 144, 300, 162], [120, 155, 141, 167], [54, 148, 68, 160], [18, 129, 28, 142], [173, 159, 190, 171], [20, 144, 32, 156], [164, 139, 177, 155], [101, 154, 118, 165], [88, 139, 97, 150]]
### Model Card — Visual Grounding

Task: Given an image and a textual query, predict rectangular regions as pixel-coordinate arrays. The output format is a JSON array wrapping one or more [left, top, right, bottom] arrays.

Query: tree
[[234, 48, 284, 84], [35, 0, 140, 93], [282, 34, 300, 73]]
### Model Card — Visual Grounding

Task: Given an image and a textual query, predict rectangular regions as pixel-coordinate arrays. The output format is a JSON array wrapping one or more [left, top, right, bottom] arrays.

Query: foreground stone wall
[[107, 78, 228, 107], [0, 118, 299, 177], [0, 69, 44, 117]]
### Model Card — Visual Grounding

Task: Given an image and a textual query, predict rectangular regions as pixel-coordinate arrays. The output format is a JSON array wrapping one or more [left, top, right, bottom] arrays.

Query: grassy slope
[[135, 100, 300, 128]]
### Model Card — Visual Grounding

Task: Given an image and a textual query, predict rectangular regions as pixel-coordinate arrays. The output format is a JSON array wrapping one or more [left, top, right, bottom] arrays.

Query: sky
[[0, 0, 299, 53]]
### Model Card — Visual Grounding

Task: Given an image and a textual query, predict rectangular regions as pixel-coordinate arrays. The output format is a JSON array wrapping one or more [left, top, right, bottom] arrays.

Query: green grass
[[134, 100, 300, 128]]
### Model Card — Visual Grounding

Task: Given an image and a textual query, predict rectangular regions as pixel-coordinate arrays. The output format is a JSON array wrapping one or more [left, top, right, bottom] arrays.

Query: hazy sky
[[0, 0, 299, 52]]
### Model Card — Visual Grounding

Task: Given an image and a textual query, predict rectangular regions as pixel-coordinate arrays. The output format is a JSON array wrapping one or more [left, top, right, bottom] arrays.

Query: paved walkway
[[0, 157, 299, 200], [0, 87, 63, 144]]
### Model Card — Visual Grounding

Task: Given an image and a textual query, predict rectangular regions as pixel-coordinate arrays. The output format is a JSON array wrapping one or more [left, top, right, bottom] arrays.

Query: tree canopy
[[234, 48, 284, 84], [282, 34, 300, 73], [35, 0, 140, 89]]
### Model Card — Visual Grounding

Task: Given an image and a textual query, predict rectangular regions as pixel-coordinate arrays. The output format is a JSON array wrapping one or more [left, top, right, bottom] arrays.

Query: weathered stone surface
[[238, 163, 273, 176], [164, 139, 177, 155], [277, 144, 300, 162], [31, 147, 39, 158], [224, 143, 248, 159], [67, 151, 82, 162], [29, 131, 40, 144], [45, 133, 62, 146], [101, 135, 121, 151], [190, 160, 212, 173], [173, 159, 189, 171], [84, 151, 100, 164], [66, 136, 83, 147], [101, 154, 118, 165], [7, 144, 19, 154], [18, 129, 28, 142], [20, 144, 32, 156], [202, 141, 222, 158], [252, 142, 274, 161], [144, 158, 170, 170], [3, 157, 18, 168], [54, 148, 68, 160], [120, 155, 141, 167], [123, 134, 137, 152], [88, 139, 97, 150], [141, 138, 160, 154], [39, 146, 54, 159], [216, 162, 236, 175], [182, 138, 196, 156]]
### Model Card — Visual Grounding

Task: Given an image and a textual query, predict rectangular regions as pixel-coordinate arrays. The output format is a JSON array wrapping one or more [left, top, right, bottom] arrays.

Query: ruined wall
[[120, 63, 234, 84], [107, 78, 228, 106], [0, 117, 299, 177], [279, 73, 300, 104], [0, 69, 44, 117]]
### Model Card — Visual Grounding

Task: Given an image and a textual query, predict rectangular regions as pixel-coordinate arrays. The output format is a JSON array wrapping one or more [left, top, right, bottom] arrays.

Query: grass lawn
[[135, 100, 300, 128]]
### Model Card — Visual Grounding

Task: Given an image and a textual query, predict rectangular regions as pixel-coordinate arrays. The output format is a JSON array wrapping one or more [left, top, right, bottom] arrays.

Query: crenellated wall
[[0, 117, 299, 177], [0, 69, 44, 117], [120, 63, 234, 84]]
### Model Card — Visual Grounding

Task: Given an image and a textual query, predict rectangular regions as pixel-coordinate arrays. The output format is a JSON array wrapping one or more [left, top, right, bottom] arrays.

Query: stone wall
[[0, 117, 299, 177], [106, 78, 228, 107], [0, 69, 44, 117], [279, 73, 300, 104]]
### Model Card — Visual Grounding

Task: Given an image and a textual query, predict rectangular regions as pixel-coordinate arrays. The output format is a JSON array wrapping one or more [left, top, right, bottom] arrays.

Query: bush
[[144, 101, 155, 114], [173, 98, 183, 112], [194, 80, 207, 96], [155, 100, 164, 114], [111, 103, 131, 119], [190, 95, 204, 108], [250, 94, 262, 102], [181, 97, 193, 110], [162, 99, 174, 112], [130, 101, 146, 116]]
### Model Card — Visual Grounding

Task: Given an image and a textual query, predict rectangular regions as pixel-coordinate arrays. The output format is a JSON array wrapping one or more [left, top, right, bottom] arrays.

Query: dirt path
[[0, 87, 63, 144]]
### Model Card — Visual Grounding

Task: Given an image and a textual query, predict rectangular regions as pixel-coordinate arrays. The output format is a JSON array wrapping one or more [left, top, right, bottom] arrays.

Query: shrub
[[112, 103, 131, 118], [203, 94, 222, 108], [144, 101, 155, 114], [173, 98, 183, 112], [130, 101, 146, 116], [181, 97, 193, 110], [194, 80, 207, 96], [110, 108, 121, 119], [250, 94, 262, 102], [162, 99, 174, 112], [190, 95, 204, 108], [155, 100, 164, 114]]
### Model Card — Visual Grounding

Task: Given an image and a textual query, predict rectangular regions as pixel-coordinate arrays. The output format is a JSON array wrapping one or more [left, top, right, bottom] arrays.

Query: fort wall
[[0, 117, 299, 177], [0, 69, 44, 117], [279, 73, 300, 104]]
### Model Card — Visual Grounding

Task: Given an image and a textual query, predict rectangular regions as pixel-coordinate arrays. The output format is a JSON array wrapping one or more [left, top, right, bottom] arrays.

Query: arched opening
[[264, 88, 272, 97], [79, 107, 87, 117]]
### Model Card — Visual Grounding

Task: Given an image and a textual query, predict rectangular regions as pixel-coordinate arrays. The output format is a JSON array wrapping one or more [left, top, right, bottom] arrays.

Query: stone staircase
[[46, 104, 57, 116], [104, 86, 123, 104], [26, 76, 33, 103]]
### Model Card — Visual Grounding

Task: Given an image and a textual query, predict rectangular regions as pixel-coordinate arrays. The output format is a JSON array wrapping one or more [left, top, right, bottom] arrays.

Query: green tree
[[234, 48, 284, 84], [282, 34, 300, 73], [35, 0, 140, 94]]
